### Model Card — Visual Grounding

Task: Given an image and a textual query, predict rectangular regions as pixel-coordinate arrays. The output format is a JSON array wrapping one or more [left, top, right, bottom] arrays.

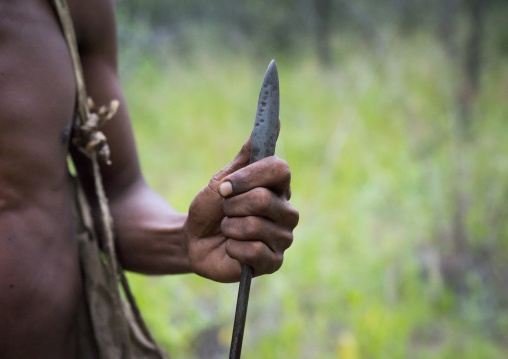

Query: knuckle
[[281, 231, 294, 250], [244, 216, 261, 236], [276, 158, 291, 183], [266, 253, 284, 275], [278, 203, 299, 229], [288, 206, 300, 228], [244, 241, 265, 264], [286, 186, 292, 200], [250, 188, 272, 212], [271, 230, 293, 252]]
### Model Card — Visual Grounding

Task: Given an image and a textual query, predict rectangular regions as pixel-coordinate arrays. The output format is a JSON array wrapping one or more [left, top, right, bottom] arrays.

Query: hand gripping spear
[[229, 60, 280, 359]]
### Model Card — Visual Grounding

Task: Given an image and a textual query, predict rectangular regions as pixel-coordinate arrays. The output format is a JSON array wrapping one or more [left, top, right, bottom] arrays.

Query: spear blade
[[250, 60, 280, 163], [229, 60, 280, 359]]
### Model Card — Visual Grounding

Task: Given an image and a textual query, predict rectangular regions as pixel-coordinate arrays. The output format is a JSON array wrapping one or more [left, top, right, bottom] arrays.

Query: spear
[[229, 60, 280, 359]]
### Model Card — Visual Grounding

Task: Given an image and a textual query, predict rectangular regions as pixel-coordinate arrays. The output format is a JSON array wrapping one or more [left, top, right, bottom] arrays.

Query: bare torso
[[0, 0, 81, 357], [0, 1, 299, 358]]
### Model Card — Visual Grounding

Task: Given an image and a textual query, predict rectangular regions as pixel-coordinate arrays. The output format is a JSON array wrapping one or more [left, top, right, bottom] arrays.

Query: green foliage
[[119, 26, 508, 358]]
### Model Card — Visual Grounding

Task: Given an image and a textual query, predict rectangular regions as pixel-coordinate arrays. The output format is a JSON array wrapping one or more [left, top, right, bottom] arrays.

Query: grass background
[[118, 27, 508, 358]]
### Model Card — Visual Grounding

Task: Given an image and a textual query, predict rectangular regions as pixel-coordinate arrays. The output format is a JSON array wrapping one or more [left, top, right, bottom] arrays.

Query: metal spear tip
[[251, 59, 280, 163], [265, 59, 278, 83], [268, 59, 277, 71]]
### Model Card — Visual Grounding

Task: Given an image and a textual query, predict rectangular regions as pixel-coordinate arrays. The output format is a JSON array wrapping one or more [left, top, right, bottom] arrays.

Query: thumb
[[212, 118, 281, 195]]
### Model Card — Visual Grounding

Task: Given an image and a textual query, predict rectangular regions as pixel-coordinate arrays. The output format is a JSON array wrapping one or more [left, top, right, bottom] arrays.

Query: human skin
[[0, 0, 299, 358]]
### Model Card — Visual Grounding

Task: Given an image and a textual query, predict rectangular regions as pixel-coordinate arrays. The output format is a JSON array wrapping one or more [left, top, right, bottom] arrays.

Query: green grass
[[120, 29, 508, 358]]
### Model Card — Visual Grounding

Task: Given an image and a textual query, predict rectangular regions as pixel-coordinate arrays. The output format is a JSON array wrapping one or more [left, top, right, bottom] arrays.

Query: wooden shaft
[[229, 264, 253, 359]]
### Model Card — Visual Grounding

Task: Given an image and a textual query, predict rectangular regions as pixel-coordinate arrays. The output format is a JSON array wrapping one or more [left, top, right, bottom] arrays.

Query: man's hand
[[184, 135, 299, 283]]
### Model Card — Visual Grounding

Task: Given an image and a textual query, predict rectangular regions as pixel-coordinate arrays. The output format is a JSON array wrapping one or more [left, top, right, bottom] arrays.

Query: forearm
[[107, 178, 191, 275]]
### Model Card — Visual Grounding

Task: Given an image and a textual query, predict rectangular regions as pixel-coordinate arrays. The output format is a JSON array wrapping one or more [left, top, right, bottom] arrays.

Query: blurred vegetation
[[114, 0, 508, 357]]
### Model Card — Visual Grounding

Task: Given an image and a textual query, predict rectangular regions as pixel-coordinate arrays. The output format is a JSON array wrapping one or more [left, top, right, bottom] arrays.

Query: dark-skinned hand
[[184, 131, 299, 283]]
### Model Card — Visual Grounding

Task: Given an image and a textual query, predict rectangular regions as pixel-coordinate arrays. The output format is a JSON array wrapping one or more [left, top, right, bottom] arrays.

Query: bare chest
[[0, 0, 77, 197], [0, 0, 76, 146]]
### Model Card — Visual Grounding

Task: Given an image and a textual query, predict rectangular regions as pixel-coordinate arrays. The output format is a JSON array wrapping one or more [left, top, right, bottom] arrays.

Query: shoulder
[[66, 0, 117, 62]]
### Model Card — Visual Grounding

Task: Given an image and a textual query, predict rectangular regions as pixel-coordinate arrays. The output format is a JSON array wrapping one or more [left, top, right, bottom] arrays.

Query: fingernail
[[218, 181, 233, 197]]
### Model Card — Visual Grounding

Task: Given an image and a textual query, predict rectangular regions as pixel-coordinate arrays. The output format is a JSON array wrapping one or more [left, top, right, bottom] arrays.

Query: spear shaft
[[229, 60, 280, 359]]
